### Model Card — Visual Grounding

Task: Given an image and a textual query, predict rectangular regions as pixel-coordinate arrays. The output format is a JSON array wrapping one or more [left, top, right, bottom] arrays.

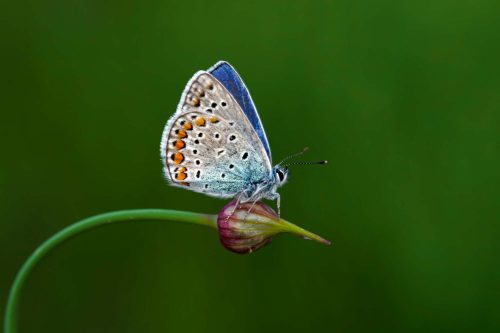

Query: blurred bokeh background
[[1, 0, 499, 332]]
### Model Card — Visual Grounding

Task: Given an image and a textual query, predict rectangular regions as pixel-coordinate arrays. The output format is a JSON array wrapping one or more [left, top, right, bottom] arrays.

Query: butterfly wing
[[161, 71, 272, 198], [209, 61, 272, 161]]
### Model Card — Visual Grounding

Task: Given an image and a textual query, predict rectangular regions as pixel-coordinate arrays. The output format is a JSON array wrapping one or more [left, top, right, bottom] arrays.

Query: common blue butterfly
[[160, 61, 325, 213]]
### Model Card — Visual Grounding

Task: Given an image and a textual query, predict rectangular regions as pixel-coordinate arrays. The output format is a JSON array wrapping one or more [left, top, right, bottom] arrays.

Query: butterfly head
[[273, 165, 289, 187]]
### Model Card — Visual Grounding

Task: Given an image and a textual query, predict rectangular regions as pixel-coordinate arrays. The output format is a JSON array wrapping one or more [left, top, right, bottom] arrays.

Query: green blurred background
[[1, 0, 499, 332]]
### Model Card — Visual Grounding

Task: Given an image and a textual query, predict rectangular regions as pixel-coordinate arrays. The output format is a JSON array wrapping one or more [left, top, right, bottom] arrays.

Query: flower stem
[[279, 219, 331, 245], [3, 209, 217, 333]]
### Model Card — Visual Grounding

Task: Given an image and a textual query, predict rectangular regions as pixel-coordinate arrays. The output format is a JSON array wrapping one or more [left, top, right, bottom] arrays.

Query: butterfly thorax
[[240, 166, 288, 203]]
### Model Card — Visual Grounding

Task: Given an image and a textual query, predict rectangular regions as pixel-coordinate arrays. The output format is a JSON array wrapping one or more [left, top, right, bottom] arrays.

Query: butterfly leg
[[226, 192, 244, 221], [276, 193, 281, 218], [243, 198, 260, 220]]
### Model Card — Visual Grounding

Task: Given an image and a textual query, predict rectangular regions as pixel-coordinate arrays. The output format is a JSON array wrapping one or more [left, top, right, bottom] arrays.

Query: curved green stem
[[279, 219, 331, 246], [3, 209, 217, 333]]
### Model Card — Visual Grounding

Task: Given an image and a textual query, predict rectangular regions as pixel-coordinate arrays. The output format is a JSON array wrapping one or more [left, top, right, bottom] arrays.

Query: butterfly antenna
[[283, 160, 328, 168], [277, 147, 309, 166]]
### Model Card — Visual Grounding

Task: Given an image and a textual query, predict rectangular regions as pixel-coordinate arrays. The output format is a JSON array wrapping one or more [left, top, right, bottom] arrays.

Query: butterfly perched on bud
[[161, 61, 326, 214]]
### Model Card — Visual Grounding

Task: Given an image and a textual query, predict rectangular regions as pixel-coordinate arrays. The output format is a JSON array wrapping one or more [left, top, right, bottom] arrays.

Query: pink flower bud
[[217, 200, 330, 254]]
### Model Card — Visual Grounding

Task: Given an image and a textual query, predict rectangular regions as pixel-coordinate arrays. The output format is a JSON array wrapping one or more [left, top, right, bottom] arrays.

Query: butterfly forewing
[[161, 72, 271, 198], [209, 61, 272, 160]]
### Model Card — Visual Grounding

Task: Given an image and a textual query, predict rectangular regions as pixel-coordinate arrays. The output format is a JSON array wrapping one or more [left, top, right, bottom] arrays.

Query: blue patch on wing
[[209, 62, 271, 161]]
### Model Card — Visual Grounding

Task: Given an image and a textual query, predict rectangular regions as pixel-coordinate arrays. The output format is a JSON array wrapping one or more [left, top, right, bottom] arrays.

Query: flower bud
[[217, 200, 330, 254]]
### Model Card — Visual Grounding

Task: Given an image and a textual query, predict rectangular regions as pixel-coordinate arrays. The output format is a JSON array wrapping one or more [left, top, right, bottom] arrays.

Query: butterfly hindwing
[[161, 71, 271, 198], [209, 61, 272, 161]]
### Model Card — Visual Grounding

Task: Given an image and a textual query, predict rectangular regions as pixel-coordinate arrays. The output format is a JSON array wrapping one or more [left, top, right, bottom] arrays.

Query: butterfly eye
[[277, 170, 285, 182]]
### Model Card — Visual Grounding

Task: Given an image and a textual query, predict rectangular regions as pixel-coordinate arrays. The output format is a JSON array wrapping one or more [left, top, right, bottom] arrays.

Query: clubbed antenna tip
[[284, 160, 328, 167]]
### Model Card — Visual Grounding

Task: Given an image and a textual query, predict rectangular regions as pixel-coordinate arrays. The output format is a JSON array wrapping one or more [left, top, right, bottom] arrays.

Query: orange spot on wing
[[195, 117, 206, 127], [175, 140, 185, 150], [180, 182, 190, 186], [172, 152, 184, 164], [209, 117, 219, 123], [183, 122, 193, 130], [177, 130, 187, 138], [177, 168, 187, 180]]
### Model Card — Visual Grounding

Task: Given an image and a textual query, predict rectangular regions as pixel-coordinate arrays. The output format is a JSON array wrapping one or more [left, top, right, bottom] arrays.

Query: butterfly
[[160, 61, 324, 214]]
